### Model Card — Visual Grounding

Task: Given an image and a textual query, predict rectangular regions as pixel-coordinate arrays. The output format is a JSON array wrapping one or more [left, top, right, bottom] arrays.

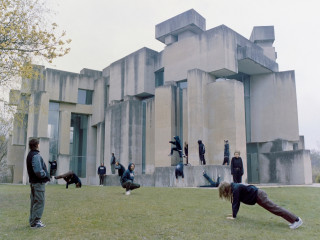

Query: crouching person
[[121, 163, 140, 195], [55, 171, 82, 189]]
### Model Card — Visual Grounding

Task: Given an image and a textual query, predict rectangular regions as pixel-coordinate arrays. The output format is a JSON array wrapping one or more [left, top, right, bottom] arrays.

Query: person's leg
[[123, 181, 131, 191], [129, 183, 140, 191], [30, 183, 46, 225], [256, 189, 298, 224], [55, 171, 73, 179], [203, 173, 215, 185], [29, 184, 35, 225], [111, 164, 115, 174], [99, 175, 102, 185]]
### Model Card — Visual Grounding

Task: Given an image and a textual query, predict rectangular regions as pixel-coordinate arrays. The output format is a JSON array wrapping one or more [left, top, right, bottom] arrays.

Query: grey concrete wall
[[104, 97, 143, 174], [86, 116, 97, 184], [144, 98, 155, 174], [6, 139, 25, 183], [108, 48, 158, 102], [154, 84, 177, 167], [259, 150, 312, 184], [103, 165, 231, 187], [92, 77, 106, 126], [250, 71, 299, 142], [187, 69, 215, 166]]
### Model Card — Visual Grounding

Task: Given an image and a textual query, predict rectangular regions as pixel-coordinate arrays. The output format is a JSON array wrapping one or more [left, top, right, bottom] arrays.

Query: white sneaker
[[289, 217, 303, 229], [125, 191, 131, 195]]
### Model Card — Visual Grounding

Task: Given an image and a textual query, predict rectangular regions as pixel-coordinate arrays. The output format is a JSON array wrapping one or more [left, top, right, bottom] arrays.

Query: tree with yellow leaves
[[0, 0, 71, 87]]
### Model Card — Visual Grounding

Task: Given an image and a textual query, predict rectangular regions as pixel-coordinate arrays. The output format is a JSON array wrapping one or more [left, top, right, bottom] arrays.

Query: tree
[[0, 0, 71, 87]]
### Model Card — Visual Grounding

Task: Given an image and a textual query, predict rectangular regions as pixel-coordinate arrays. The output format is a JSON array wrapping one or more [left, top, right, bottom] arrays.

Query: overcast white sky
[[46, 0, 320, 150]]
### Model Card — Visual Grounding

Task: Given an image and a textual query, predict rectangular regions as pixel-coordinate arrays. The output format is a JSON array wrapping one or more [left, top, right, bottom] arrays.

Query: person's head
[[112, 153, 114, 156], [128, 163, 135, 171], [100, 162, 104, 166], [29, 138, 39, 151], [198, 140, 202, 144], [218, 181, 232, 202], [115, 161, 119, 166], [184, 141, 187, 146], [224, 140, 228, 143], [234, 151, 240, 158], [76, 182, 82, 188]]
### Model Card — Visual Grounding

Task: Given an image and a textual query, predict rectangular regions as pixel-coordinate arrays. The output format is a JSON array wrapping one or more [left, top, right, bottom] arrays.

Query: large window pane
[[69, 113, 88, 178], [48, 102, 60, 163]]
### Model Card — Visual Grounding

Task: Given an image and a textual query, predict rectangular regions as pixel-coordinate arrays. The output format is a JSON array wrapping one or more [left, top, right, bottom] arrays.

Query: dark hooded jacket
[[198, 140, 205, 155], [175, 161, 184, 178], [170, 136, 182, 151], [122, 163, 135, 183]]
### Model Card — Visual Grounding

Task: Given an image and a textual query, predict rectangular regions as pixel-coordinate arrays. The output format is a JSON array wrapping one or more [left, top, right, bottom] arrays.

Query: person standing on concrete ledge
[[26, 138, 50, 228], [97, 162, 106, 186], [168, 136, 183, 158], [55, 171, 82, 189], [121, 163, 140, 195], [184, 142, 189, 165], [231, 151, 243, 183], [198, 171, 220, 187], [110, 153, 116, 174], [49, 159, 57, 180], [175, 161, 184, 183], [218, 181, 303, 229], [198, 140, 206, 165]]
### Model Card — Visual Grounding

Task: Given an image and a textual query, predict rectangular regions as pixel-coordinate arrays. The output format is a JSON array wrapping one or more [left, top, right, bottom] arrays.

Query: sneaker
[[289, 217, 303, 229], [125, 191, 131, 195], [31, 221, 46, 228], [202, 170, 206, 175]]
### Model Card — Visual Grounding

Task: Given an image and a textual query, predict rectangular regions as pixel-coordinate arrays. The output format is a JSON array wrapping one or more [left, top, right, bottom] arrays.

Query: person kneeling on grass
[[55, 171, 82, 189], [218, 181, 303, 229], [121, 163, 140, 195]]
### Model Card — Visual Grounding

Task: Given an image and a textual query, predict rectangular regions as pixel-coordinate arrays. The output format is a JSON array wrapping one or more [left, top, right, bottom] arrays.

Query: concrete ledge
[[104, 165, 232, 187]]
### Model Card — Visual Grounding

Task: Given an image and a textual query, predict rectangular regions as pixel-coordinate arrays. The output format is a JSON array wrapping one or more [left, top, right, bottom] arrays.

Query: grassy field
[[0, 184, 319, 240]]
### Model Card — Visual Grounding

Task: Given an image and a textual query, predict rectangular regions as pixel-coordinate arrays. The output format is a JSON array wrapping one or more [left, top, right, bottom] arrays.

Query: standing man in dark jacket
[[231, 151, 244, 183], [198, 140, 206, 165], [110, 153, 116, 174], [97, 163, 106, 186], [26, 138, 50, 228], [121, 163, 140, 195], [168, 136, 183, 158]]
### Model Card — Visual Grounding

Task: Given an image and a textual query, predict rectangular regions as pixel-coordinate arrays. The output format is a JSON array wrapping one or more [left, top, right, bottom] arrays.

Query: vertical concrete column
[[206, 79, 247, 180], [155, 84, 177, 167], [86, 116, 97, 184], [144, 98, 155, 173], [187, 69, 215, 166]]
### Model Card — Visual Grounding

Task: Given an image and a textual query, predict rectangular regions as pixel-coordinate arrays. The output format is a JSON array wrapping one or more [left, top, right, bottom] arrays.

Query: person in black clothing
[[198, 171, 220, 187], [55, 171, 82, 188], [198, 140, 206, 165], [115, 161, 125, 180], [97, 163, 106, 186], [49, 160, 57, 179], [230, 151, 243, 183], [184, 142, 189, 165], [168, 136, 183, 158], [218, 181, 303, 229], [121, 163, 140, 195], [175, 161, 184, 183], [26, 138, 50, 228], [222, 140, 230, 165]]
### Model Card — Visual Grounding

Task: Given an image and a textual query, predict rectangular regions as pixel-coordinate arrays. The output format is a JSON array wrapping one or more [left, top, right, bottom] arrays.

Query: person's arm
[[230, 158, 234, 175], [203, 145, 205, 154], [231, 188, 240, 218], [240, 158, 244, 175], [32, 155, 49, 179]]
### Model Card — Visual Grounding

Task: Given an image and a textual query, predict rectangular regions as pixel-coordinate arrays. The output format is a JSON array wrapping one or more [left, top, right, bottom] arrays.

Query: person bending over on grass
[[198, 171, 220, 187], [121, 163, 140, 195], [55, 171, 82, 189], [218, 181, 303, 229]]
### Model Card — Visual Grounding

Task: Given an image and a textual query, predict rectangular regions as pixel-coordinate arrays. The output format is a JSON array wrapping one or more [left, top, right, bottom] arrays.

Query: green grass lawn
[[0, 184, 319, 240]]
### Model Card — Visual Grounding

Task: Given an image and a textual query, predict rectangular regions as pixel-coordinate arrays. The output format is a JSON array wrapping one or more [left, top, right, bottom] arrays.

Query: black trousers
[[99, 175, 105, 185], [232, 173, 242, 183], [121, 181, 140, 191]]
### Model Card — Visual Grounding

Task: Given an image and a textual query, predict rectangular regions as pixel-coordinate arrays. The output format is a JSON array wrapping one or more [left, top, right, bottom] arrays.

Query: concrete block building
[[7, 9, 312, 186]]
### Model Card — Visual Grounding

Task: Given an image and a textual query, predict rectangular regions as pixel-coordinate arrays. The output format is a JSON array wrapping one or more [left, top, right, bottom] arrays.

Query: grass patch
[[0, 184, 319, 240]]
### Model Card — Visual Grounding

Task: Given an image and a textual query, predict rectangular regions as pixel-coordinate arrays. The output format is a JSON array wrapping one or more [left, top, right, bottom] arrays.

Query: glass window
[[155, 69, 164, 88], [48, 102, 60, 163], [69, 113, 88, 178], [77, 89, 93, 105]]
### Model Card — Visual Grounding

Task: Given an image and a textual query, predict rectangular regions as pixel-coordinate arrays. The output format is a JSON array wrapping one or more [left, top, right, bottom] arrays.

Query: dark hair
[[29, 138, 39, 150]]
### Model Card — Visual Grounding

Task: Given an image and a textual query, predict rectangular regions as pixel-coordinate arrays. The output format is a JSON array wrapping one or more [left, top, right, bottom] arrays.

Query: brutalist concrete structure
[[7, 9, 312, 186]]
